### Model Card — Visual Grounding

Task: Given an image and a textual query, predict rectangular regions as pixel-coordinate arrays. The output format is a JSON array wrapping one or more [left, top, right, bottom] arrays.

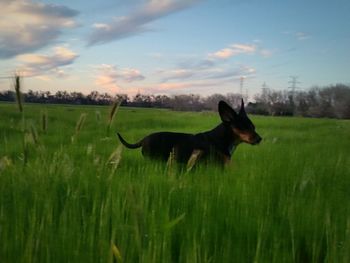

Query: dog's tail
[[117, 133, 143, 149]]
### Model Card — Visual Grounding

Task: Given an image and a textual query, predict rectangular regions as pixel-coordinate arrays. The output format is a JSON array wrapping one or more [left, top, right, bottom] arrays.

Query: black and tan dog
[[117, 99, 261, 166]]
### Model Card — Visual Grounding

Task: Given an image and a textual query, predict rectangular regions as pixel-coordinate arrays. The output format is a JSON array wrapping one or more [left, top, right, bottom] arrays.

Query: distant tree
[[0, 90, 15, 101], [153, 95, 171, 108], [115, 94, 129, 106], [295, 91, 309, 116], [203, 94, 226, 111], [226, 93, 242, 109], [331, 84, 350, 119]]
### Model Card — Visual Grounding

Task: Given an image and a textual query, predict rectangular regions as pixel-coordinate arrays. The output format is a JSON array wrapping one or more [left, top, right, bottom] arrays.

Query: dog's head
[[218, 99, 262, 145]]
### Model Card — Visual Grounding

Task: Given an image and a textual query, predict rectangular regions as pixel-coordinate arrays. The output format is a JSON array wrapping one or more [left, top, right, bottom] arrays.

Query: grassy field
[[0, 102, 349, 263]]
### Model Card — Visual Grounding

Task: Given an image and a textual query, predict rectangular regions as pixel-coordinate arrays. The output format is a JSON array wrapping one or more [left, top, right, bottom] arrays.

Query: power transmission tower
[[261, 82, 269, 103], [261, 82, 268, 93], [240, 77, 244, 98], [288, 76, 300, 97], [288, 76, 300, 114]]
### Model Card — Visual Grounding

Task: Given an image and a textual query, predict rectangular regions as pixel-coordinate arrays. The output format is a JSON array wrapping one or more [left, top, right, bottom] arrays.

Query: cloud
[[208, 42, 275, 61], [205, 66, 256, 80], [133, 80, 214, 95], [0, 0, 79, 58], [209, 44, 257, 59], [158, 54, 256, 83], [283, 31, 312, 41], [295, 31, 311, 40], [144, 75, 253, 94], [159, 69, 195, 81], [17, 46, 79, 78], [151, 63, 256, 95], [259, 49, 273, 57], [158, 67, 215, 82], [88, 0, 200, 45], [93, 60, 256, 95], [95, 64, 145, 92]]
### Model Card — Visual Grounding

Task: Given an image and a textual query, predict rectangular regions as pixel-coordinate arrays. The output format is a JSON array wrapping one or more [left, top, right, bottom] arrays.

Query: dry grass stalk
[[71, 113, 87, 143], [108, 99, 122, 130], [29, 123, 39, 145], [0, 156, 12, 171], [111, 242, 123, 262], [23, 132, 32, 164], [75, 113, 87, 133], [41, 111, 48, 132], [107, 145, 123, 174], [186, 149, 203, 172], [167, 148, 176, 176], [86, 144, 93, 156], [14, 74, 23, 113], [95, 110, 101, 122]]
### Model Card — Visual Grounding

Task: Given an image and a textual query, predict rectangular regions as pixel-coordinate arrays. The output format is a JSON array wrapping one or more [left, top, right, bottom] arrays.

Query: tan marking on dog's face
[[232, 128, 258, 144]]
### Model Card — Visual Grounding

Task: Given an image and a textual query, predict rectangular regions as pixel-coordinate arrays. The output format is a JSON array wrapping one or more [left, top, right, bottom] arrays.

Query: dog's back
[[133, 132, 197, 162]]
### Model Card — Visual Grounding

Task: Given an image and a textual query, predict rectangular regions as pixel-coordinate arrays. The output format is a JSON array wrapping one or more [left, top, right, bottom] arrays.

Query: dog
[[117, 99, 261, 166]]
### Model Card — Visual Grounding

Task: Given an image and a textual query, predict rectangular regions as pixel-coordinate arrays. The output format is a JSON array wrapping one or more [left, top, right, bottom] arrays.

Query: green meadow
[[0, 102, 349, 263]]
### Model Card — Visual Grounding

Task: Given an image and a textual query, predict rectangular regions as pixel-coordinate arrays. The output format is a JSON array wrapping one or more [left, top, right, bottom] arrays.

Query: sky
[[0, 0, 349, 98]]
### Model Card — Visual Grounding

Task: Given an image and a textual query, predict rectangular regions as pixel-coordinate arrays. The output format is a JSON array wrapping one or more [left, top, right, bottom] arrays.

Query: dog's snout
[[253, 135, 262, 145], [257, 136, 262, 144]]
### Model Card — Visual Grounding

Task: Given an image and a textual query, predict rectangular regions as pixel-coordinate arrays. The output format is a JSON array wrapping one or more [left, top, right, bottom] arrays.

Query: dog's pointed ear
[[239, 98, 246, 116], [218, 100, 237, 123]]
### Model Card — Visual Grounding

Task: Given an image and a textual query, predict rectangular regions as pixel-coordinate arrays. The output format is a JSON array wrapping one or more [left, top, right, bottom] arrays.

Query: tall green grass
[[0, 102, 349, 262]]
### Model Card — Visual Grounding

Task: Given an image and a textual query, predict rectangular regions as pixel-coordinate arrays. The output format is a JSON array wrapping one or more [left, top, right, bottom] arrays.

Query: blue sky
[[0, 0, 349, 97]]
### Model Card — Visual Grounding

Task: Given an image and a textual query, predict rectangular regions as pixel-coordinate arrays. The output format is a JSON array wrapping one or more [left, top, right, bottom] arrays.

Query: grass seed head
[[0, 156, 12, 171], [71, 113, 87, 143], [13, 74, 23, 113], [107, 145, 123, 173], [111, 242, 123, 262], [41, 111, 48, 132], [167, 148, 176, 176], [75, 113, 87, 133], [108, 99, 122, 129], [29, 123, 39, 145], [186, 149, 202, 172], [95, 110, 101, 122]]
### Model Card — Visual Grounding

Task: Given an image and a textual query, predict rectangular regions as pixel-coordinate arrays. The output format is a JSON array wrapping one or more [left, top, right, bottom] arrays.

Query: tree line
[[251, 84, 350, 119], [0, 84, 349, 119]]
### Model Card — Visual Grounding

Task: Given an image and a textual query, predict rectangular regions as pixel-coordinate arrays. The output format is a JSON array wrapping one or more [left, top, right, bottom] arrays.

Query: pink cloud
[[95, 64, 145, 93], [209, 44, 257, 59], [16, 46, 78, 78]]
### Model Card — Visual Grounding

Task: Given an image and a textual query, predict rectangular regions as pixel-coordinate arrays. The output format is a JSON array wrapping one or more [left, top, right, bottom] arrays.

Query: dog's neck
[[205, 123, 241, 156]]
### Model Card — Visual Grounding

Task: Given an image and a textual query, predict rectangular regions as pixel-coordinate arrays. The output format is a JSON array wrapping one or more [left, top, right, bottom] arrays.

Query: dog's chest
[[228, 144, 236, 156]]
